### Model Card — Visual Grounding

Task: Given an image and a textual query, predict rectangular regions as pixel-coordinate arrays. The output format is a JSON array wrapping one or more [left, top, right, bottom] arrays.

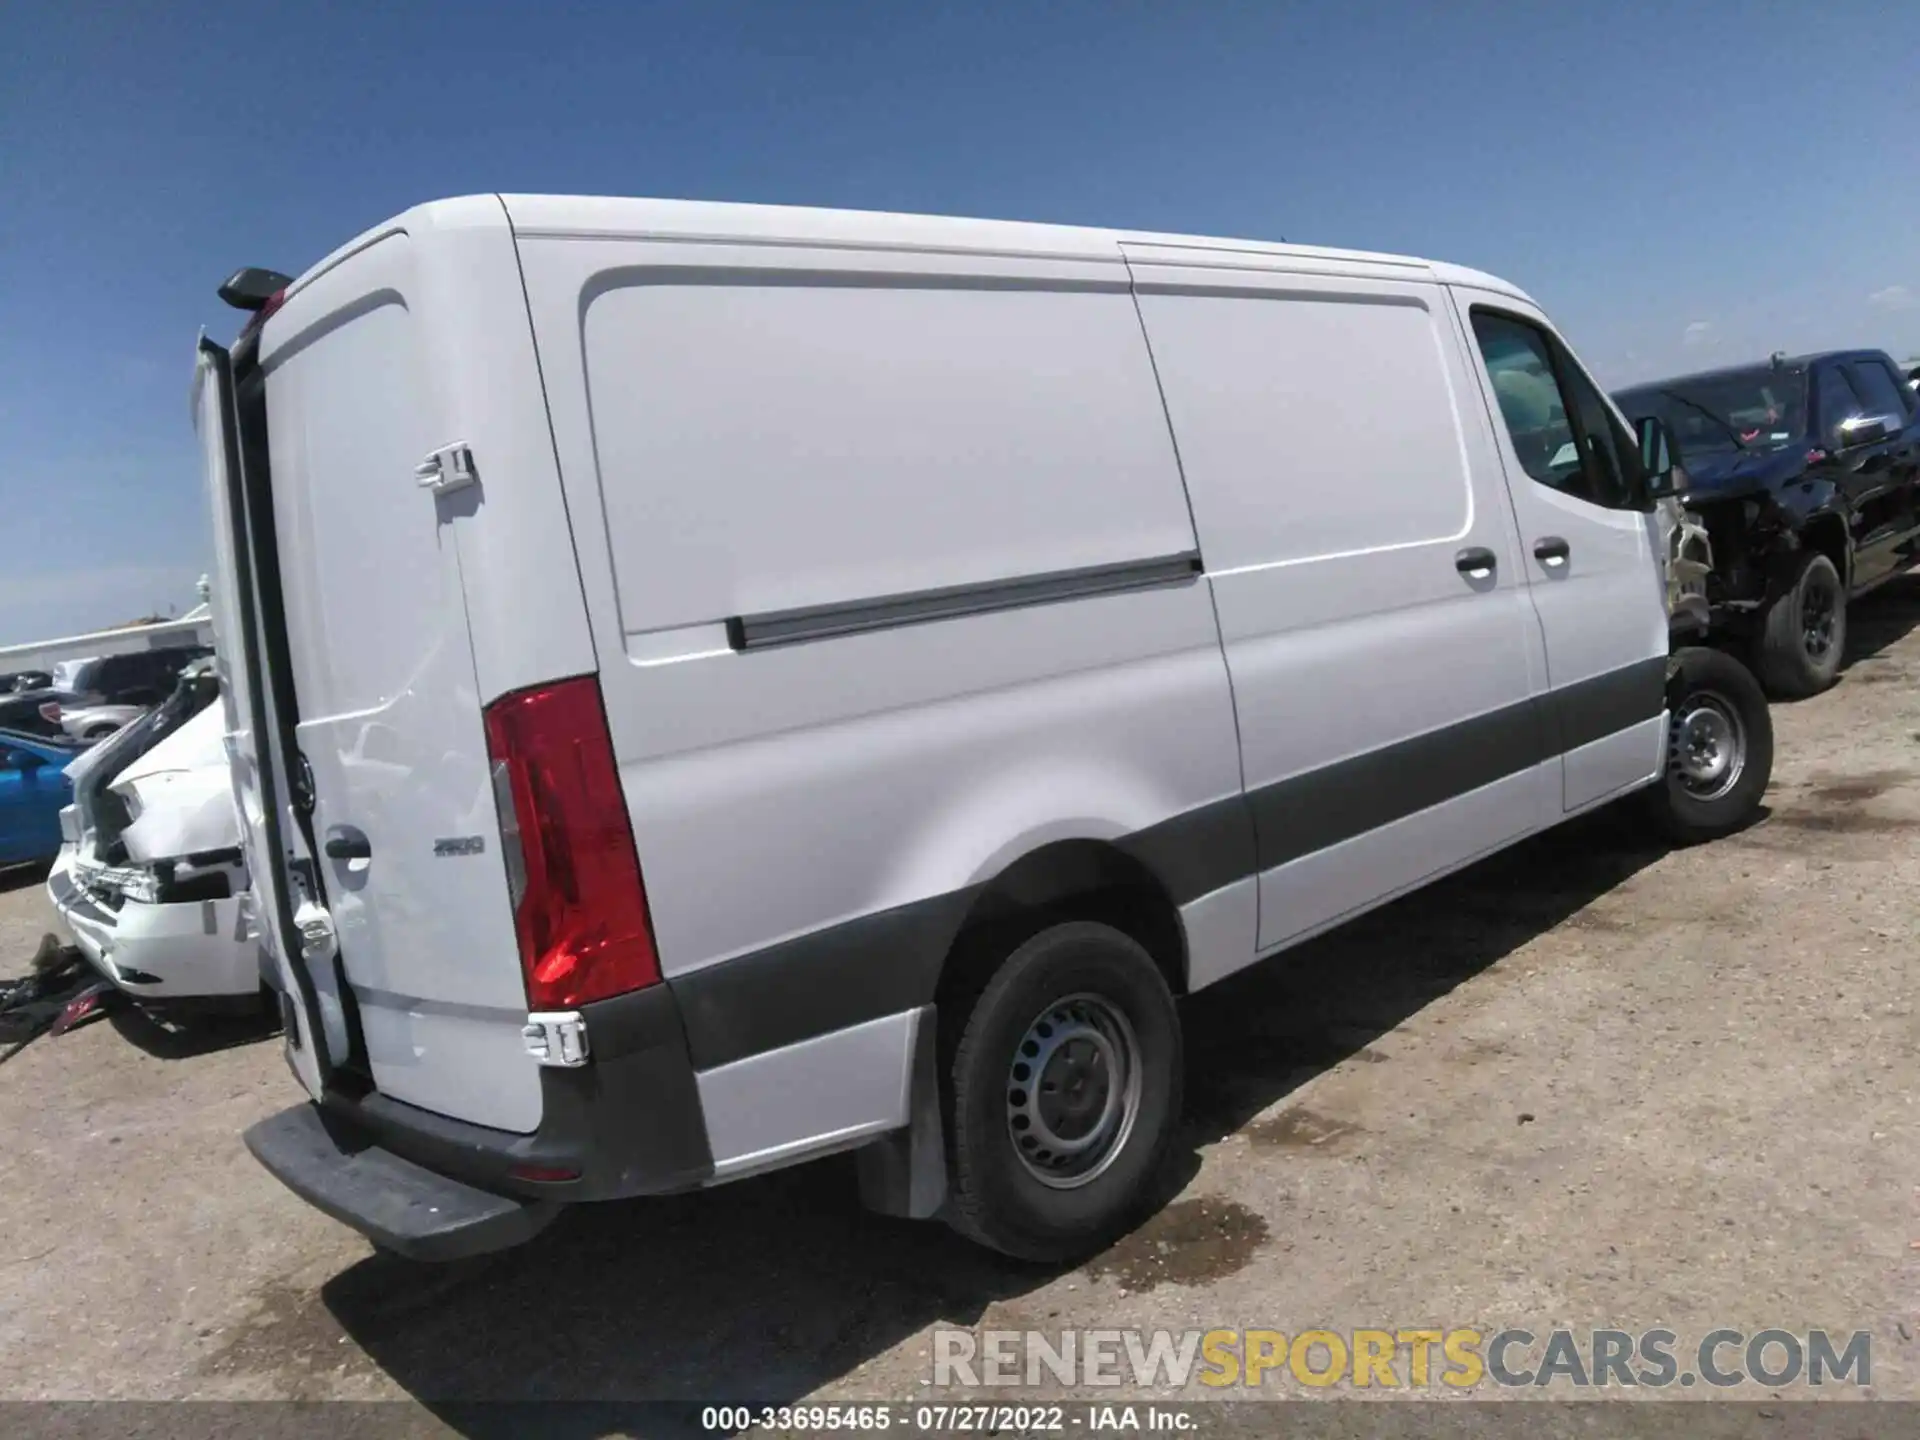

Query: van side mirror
[[1636, 415, 1687, 500]]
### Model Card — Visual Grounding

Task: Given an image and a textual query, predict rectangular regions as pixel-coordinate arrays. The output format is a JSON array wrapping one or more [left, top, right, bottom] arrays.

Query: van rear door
[[248, 227, 543, 1134], [193, 339, 328, 1101]]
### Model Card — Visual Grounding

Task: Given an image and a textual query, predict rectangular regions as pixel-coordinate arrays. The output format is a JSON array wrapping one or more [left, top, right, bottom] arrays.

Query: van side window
[[1556, 350, 1640, 509], [1470, 311, 1635, 510]]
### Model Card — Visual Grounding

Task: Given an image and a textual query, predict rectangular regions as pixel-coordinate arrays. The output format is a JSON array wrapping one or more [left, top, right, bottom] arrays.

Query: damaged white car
[[47, 664, 261, 1011]]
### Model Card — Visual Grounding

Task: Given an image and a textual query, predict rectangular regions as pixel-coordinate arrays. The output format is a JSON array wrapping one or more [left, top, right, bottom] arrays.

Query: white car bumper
[[48, 846, 258, 1000]]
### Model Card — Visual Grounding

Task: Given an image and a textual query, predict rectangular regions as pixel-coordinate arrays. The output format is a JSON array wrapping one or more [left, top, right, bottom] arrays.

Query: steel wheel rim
[[1802, 575, 1838, 660], [1669, 689, 1747, 801], [1005, 992, 1143, 1190]]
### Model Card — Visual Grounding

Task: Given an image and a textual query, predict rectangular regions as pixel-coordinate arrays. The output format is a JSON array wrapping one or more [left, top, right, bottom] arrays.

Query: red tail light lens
[[482, 676, 660, 1009], [39, 702, 61, 724]]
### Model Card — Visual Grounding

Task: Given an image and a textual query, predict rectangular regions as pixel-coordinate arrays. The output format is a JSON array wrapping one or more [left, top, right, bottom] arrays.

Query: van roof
[[282, 194, 1538, 309]]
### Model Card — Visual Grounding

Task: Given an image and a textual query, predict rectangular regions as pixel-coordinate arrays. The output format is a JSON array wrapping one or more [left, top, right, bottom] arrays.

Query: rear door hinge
[[416, 443, 478, 496]]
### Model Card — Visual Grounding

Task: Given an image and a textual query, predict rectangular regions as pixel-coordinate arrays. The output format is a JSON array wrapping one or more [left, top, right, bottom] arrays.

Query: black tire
[[1643, 646, 1773, 844], [1753, 551, 1845, 698], [943, 921, 1182, 1263]]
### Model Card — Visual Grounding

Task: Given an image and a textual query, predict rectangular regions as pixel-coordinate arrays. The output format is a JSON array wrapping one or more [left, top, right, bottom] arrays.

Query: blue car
[[0, 730, 81, 866]]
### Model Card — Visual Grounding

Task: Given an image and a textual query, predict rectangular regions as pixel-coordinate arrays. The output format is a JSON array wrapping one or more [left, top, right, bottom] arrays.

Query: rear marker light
[[508, 1163, 582, 1184], [483, 676, 661, 1012]]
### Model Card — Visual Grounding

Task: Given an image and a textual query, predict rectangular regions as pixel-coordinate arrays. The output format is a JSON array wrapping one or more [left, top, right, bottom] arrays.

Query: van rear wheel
[[943, 921, 1181, 1263]]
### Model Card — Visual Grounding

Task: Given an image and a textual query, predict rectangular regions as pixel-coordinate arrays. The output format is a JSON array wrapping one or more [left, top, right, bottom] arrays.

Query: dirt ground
[[4, 583, 1919, 1425]]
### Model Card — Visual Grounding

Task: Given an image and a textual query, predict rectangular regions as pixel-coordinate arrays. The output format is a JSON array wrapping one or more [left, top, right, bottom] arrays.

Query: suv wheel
[[943, 921, 1182, 1262], [1644, 646, 1773, 844], [1754, 551, 1845, 698]]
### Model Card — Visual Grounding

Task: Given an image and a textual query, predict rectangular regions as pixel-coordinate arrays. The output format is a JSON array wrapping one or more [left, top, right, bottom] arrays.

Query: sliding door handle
[[1455, 546, 1498, 579], [324, 829, 371, 862]]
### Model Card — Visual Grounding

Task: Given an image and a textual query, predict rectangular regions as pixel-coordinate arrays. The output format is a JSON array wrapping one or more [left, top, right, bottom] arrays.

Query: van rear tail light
[[483, 676, 661, 1009], [39, 702, 60, 723]]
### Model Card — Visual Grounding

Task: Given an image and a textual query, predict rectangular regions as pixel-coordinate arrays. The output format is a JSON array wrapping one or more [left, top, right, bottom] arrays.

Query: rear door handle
[[1454, 546, 1497, 579], [324, 830, 371, 862], [1533, 536, 1571, 565]]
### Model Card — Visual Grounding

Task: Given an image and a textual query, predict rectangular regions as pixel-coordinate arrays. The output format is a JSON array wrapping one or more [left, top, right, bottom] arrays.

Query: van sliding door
[[1123, 249, 1554, 955]]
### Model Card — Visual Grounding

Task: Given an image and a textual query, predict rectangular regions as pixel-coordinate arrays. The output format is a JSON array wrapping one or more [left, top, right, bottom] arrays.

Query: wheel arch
[[1798, 510, 1851, 591], [933, 837, 1191, 1024]]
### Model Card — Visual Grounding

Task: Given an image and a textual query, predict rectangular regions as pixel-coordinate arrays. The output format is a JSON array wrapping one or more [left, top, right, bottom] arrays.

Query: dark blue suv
[[1615, 350, 1920, 697]]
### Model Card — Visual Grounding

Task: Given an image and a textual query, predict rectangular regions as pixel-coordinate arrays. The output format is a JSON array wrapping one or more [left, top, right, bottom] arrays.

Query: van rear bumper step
[[244, 1103, 560, 1262]]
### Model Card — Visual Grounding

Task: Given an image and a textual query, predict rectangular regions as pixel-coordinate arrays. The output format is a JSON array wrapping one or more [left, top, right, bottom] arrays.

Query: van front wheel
[[943, 921, 1181, 1263], [1643, 646, 1773, 844]]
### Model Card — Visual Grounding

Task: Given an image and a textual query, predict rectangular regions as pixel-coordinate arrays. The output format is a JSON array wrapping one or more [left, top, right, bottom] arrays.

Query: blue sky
[[4, 0, 1917, 645]]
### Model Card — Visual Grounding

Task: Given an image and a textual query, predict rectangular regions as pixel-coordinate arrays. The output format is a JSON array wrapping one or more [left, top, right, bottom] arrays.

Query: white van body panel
[[1177, 877, 1260, 992], [262, 196, 599, 708], [698, 1008, 922, 1180], [509, 209, 1251, 1160], [1427, 260, 1538, 305], [509, 214, 1249, 995]]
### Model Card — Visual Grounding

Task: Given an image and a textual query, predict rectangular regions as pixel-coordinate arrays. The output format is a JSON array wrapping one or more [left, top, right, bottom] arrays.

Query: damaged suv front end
[[1618, 351, 1920, 697], [47, 663, 260, 1010], [1661, 491, 1715, 641], [1666, 446, 1837, 631]]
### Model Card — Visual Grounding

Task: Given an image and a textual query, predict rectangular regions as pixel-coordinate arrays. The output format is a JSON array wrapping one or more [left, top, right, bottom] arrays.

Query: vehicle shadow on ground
[[318, 806, 1677, 1433], [1840, 573, 1920, 672], [1175, 805, 1675, 1152], [107, 1001, 280, 1059], [0, 859, 52, 896]]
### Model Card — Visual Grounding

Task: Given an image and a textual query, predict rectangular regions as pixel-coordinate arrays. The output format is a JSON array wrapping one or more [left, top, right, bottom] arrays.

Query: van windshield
[[1614, 367, 1808, 458]]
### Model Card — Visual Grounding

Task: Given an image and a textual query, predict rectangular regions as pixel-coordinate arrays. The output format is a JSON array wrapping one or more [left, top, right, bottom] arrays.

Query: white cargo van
[[201, 196, 1770, 1264]]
